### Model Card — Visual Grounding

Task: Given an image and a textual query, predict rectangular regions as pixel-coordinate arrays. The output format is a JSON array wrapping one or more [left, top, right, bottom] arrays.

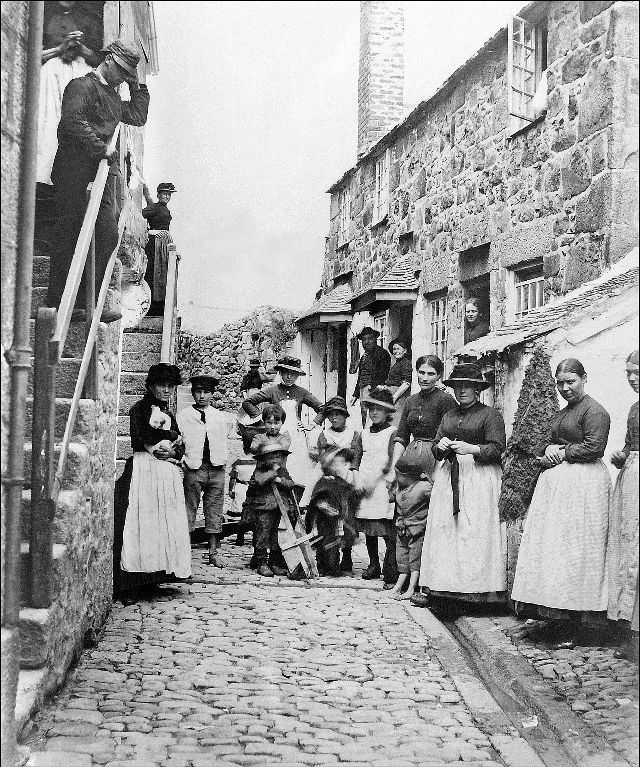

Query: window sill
[[507, 113, 546, 141]]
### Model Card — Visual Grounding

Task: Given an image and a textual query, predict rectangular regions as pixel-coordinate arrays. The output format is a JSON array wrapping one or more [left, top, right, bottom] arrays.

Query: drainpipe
[[1, 2, 44, 765]]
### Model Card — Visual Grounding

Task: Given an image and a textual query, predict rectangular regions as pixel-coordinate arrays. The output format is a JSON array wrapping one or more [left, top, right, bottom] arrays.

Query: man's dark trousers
[[47, 156, 120, 310]]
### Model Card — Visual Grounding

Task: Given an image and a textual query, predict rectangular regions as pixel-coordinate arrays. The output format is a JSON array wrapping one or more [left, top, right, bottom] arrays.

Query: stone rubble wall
[[324, 0, 639, 363], [177, 306, 298, 411]]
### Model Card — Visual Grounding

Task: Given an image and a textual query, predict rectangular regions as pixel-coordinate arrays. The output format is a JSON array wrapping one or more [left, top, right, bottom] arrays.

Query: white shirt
[[177, 405, 229, 470]]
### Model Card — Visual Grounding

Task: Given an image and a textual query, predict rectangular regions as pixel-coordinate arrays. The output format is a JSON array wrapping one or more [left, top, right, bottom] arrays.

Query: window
[[508, 15, 547, 135], [372, 312, 388, 350], [337, 186, 351, 247], [511, 261, 545, 322], [428, 295, 448, 360], [373, 150, 390, 225]]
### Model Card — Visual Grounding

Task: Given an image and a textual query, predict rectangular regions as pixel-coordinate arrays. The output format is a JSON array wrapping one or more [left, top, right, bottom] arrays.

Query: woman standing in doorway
[[511, 358, 612, 646], [384, 338, 413, 428], [419, 363, 507, 614], [607, 350, 639, 661], [113, 364, 192, 605]]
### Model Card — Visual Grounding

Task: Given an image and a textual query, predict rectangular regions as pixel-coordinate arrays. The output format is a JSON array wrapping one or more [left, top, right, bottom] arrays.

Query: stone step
[[24, 397, 96, 442], [32, 255, 50, 288], [29, 319, 88, 359], [122, 329, 162, 354], [30, 287, 48, 318], [121, 348, 162, 373], [23, 442, 90, 492], [19, 543, 67, 621], [118, 393, 144, 418], [115, 458, 127, 480], [21, 487, 91, 561], [126, 315, 164, 333], [117, 415, 129, 436], [116, 435, 132, 461], [28, 357, 83, 399], [119, 371, 147, 398]]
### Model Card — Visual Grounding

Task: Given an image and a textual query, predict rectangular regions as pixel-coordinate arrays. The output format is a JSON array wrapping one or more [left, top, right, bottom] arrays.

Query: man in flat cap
[[350, 327, 391, 427], [46, 39, 150, 321], [141, 182, 177, 316]]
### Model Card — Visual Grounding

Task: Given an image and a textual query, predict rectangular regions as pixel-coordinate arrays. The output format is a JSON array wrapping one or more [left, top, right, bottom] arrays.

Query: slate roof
[[350, 255, 419, 304], [296, 282, 353, 323], [459, 250, 639, 357]]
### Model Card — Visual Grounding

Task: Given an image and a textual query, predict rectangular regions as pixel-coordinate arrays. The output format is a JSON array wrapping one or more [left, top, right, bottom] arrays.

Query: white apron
[[121, 452, 192, 578], [356, 426, 395, 521], [280, 398, 314, 488]]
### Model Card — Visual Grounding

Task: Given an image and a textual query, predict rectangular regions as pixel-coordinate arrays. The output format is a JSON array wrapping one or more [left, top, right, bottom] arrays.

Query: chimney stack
[[357, 1, 405, 160]]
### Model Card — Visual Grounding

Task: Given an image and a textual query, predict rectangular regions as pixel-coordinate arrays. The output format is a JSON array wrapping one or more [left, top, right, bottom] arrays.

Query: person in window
[[142, 182, 176, 316], [350, 327, 392, 428], [419, 363, 506, 615], [607, 350, 639, 662], [511, 358, 612, 648], [383, 338, 413, 427], [113, 364, 191, 605], [37, 1, 102, 186], [45, 39, 150, 321], [463, 298, 490, 344]]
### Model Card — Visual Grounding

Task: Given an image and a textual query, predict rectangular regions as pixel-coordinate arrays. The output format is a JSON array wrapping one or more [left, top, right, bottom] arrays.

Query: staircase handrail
[[48, 124, 121, 364]]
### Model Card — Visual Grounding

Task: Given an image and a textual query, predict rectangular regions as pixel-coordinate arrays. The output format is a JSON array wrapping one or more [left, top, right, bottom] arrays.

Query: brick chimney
[[357, 1, 405, 159]]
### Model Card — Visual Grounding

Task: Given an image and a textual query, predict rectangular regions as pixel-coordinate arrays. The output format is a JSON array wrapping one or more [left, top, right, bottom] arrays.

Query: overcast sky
[[143, 1, 525, 334]]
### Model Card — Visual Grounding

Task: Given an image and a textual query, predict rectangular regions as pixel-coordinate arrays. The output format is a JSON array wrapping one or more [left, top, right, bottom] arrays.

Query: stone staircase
[[115, 316, 164, 478]]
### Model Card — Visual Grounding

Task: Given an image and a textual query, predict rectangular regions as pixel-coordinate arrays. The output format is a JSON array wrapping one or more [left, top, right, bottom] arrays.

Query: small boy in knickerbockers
[[387, 451, 434, 600], [243, 443, 295, 577], [306, 446, 358, 577], [249, 403, 292, 454]]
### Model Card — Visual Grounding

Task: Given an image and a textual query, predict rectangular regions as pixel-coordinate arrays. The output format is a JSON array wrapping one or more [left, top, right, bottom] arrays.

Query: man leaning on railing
[[45, 39, 150, 323]]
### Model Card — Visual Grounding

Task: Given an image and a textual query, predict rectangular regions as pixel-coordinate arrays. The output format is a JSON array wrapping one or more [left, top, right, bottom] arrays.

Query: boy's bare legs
[[397, 570, 419, 600], [208, 534, 223, 567], [388, 573, 407, 597]]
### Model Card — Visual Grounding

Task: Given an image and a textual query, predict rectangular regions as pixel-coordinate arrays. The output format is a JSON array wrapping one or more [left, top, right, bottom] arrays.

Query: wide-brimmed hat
[[238, 412, 263, 427], [319, 445, 354, 471], [322, 396, 349, 417], [361, 386, 396, 412], [254, 443, 291, 460], [357, 327, 380, 340], [388, 337, 410, 353], [274, 356, 306, 376], [146, 363, 182, 387], [189, 369, 219, 389], [157, 182, 177, 194], [442, 363, 490, 391], [101, 40, 140, 77]]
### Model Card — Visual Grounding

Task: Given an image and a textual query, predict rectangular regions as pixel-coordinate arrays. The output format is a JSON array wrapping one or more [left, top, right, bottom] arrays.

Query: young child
[[387, 451, 434, 600], [177, 370, 229, 567], [354, 386, 398, 585], [306, 446, 358, 577], [243, 443, 295, 577], [249, 403, 292, 454]]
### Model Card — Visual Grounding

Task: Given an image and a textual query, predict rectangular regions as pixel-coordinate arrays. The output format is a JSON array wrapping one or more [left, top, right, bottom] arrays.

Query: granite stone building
[[297, 0, 638, 432], [1, 3, 181, 764]]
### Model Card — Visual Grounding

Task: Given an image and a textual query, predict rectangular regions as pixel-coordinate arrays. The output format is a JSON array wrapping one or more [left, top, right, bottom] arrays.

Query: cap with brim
[[274, 356, 306, 376], [442, 363, 491, 391], [254, 444, 291, 459], [238, 413, 263, 427], [361, 386, 396, 412], [190, 370, 219, 388], [101, 40, 139, 77], [357, 327, 380, 339], [320, 445, 353, 470], [157, 183, 177, 194]]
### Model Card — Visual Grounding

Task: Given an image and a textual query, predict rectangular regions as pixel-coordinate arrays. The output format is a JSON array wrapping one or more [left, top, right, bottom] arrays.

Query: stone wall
[[324, 0, 638, 362], [177, 306, 298, 411]]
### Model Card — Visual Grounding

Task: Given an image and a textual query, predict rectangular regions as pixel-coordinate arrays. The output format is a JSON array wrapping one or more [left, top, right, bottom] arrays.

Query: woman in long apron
[[511, 358, 612, 647], [242, 356, 324, 493], [419, 363, 507, 614], [607, 350, 639, 661], [113, 364, 192, 605], [390, 355, 457, 606]]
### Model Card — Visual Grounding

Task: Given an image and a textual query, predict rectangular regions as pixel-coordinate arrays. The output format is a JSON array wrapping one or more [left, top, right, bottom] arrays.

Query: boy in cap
[[387, 451, 434, 600], [142, 182, 176, 315], [243, 443, 295, 577], [46, 39, 150, 319], [177, 370, 230, 567], [306, 446, 358, 577]]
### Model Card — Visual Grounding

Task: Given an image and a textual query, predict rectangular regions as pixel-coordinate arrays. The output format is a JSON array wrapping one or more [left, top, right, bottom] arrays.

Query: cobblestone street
[[22, 539, 545, 767]]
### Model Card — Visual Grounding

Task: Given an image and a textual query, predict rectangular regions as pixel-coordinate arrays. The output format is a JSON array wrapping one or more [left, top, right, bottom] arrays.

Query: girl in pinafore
[[511, 358, 612, 647], [354, 387, 398, 585], [607, 350, 639, 661]]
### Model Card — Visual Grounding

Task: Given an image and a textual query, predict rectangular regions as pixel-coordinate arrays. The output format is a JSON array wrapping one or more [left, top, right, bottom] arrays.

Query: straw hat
[[274, 356, 306, 375], [360, 386, 396, 411]]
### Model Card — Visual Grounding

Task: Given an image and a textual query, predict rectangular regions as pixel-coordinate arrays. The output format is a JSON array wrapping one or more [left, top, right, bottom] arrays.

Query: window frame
[[427, 293, 448, 361], [337, 185, 351, 248], [372, 311, 388, 351], [507, 15, 546, 137], [373, 149, 390, 226], [508, 261, 546, 323]]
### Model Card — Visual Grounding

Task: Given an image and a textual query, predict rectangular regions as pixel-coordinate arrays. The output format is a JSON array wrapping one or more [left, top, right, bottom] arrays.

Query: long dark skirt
[[113, 457, 168, 598]]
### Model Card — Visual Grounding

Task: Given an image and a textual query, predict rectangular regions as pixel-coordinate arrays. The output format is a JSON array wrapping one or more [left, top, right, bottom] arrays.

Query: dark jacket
[[55, 72, 150, 172], [142, 201, 171, 231], [353, 345, 391, 397], [129, 393, 184, 457]]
